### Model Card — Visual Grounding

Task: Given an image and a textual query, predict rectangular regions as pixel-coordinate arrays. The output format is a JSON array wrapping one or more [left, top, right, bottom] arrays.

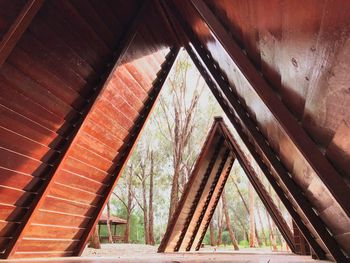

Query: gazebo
[[98, 215, 127, 243]]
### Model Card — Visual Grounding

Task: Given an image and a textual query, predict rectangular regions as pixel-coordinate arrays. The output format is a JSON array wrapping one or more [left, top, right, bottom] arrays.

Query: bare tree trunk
[[106, 201, 113, 243], [148, 152, 155, 245], [209, 219, 216, 246], [248, 182, 256, 247], [222, 189, 239, 250], [217, 200, 224, 246], [124, 165, 133, 243], [266, 209, 277, 251], [231, 176, 260, 245], [88, 226, 101, 249], [141, 162, 150, 244], [168, 161, 180, 223], [256, 204, 268, 246]]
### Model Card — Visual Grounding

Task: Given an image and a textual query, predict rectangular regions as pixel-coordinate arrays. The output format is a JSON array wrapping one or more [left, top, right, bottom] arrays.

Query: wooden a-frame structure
[[0, 0, 349, 261], [158, 117, 298, 253]]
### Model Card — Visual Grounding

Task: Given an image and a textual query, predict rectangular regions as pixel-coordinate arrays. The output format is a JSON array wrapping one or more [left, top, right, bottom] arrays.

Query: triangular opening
[[83, 49, 297, 258]]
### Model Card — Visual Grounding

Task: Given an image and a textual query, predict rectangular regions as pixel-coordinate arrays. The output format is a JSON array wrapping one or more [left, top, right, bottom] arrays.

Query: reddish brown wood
[[218, 122, 295, 252], [2, 1, 148, 258], [189, 0, 350, 220], [75, 47, 179, 256], [0, 0, 44, 66], [183, 43, 326, 259]]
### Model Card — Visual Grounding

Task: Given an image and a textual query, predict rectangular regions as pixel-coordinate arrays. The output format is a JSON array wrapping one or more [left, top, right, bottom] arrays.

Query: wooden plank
[[6, 1, 152, 258], [41, 196, 96, 218], [0, 63, 76, 121], [189, 0, 350, 219], [16, 239, 79, 252], [32, 210, 89, 229], [60, 157, 110, 184], [25, 224, 85, 240], [218, 122, 296, 252], [179, 148, 230, 251], [0, 186, 35, 207], [171, 2, 348, 259], [0, 168, 43, 192], [0, 221, 20, 237], [0, 0, 44, 66], [191, 154, 234, 251], [50, 182, 101, 206], [0, 147, 48, 176], [158, 124, 223, 252], [54, 169, 108, 195], [0, 204, 27, 222], [183, 43, 327, 259], [75, 47, 180, 256], [0, 104, 62, 147]]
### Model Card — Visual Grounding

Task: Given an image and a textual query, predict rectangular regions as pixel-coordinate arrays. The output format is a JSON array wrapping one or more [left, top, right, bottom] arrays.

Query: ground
[[77, 244, 324, 263], [6, 244, 329, 263]]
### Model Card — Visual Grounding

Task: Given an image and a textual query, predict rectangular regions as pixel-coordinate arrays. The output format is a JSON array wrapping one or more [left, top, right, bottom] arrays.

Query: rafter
[[75, 46, 180, 255], [183, 43, 331, 260], [3, 1, 149, 258], [0, 0, 44, 66], [218, 122, 295, 253], [190, 0, 350, 219]]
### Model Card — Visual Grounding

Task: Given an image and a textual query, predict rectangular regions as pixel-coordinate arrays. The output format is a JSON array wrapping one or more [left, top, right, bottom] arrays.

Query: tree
[[248, 182, 256, 247], [106, 201, 113, 243], [222, 188, 239, 250], [88, 226, 101, 249], [209, 219, 216, 246], [148, 151, 155, 245], [157, 53, 205, 222], [124, 164, 136, 243]]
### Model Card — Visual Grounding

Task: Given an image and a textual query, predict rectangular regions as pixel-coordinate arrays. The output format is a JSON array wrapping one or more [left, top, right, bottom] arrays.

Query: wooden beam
[[168, 3, 346, 259], [158, 122, 223, 252], [218, 122, 296, 253], [75, 46, 179, 255], [3, 1, 149, 258], [0, 0, 44, 66], [190, 153, 235, 251], [183, 43, 327, 259], [182, 149, 231, 251], [190, 0, 350, 219]]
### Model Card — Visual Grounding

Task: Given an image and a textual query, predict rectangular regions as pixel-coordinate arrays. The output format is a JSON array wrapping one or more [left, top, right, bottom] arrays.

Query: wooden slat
[[75, 47, 180, 256], [0, 0, 44, 66], [182, 42, 327, 259], [17, 239, 79, 252], [5, 1, 152, 258], [189, 0, 350, 219], [0, 204, 27, 222], [191, 154, 234, 251], [32, 210, 89, 229], [25, 224, 85, 240]]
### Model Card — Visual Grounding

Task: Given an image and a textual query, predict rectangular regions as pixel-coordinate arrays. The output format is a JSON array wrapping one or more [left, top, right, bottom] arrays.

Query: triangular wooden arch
[[158, 117, 297, 253]]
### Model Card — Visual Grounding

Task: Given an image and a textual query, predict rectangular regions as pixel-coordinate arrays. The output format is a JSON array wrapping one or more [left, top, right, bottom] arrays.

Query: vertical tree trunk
[[209, 219, 216, 246], [168, 162, 180, 223], [266, 210, 277, 251], [124, 165, 133, 243], [217, 200, 224, 246], [148, 152, 155, 245], [88, 226, 101, 249], [256, 204, 268, 246], [248, 182, 256, 247], [106, 201, 113, 243], [231, 177, 261, 246], [141, 164, 149, 244], [222, 189, 239, 250]]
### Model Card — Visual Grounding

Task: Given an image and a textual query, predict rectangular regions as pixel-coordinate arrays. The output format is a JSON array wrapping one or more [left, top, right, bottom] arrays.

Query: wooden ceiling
[[0, 0, 349, 261]]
